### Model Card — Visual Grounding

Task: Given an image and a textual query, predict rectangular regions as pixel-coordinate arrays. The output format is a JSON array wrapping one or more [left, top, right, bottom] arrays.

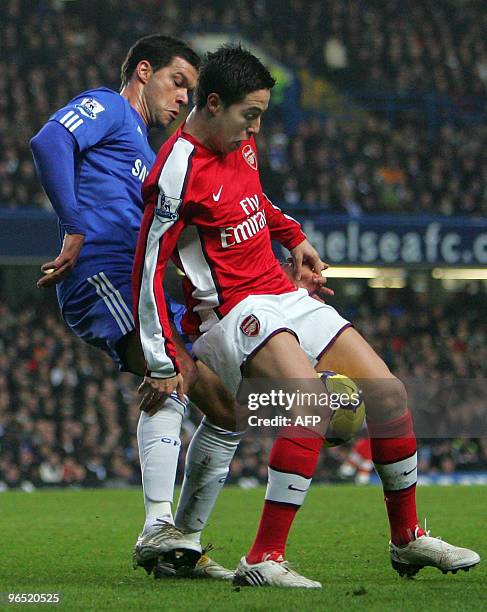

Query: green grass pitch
[[1, 485, 485, 611]]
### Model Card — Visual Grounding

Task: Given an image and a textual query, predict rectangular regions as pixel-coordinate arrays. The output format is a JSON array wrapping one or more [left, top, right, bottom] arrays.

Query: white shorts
[[192, 288, 351, 395]]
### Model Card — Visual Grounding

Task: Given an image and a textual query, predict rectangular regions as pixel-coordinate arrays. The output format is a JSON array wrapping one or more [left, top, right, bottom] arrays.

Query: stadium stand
[[0, 0, 486, 215], [1, 289, 486, 490]]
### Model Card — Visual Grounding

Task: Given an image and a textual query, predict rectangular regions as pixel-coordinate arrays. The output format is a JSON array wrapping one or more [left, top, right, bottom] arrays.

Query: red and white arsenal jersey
[[132, 126, 306, 378]]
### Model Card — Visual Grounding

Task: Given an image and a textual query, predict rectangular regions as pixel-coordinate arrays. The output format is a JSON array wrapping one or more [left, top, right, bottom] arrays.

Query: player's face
[[213, 89, 270, 155], [145, 57, 199, 128]]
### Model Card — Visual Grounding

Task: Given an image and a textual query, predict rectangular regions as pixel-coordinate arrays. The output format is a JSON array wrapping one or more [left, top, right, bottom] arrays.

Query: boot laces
[[416, 518, 442, 541]]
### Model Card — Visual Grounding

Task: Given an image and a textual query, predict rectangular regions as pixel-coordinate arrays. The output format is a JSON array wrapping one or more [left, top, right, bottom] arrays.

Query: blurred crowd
[[1, 0, 486, 215], [1, 285, 486, 491], [165, 0, 487, 98], [259, 117, 487, 216]]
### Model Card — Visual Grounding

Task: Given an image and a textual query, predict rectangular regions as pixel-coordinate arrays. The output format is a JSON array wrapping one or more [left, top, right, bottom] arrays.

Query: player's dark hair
[[120, 34, 200, 87], [194, 44, 275, 108]]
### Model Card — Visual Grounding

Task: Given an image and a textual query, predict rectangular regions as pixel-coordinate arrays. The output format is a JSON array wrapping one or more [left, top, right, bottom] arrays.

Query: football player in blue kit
[[30, 34, 242, 580]]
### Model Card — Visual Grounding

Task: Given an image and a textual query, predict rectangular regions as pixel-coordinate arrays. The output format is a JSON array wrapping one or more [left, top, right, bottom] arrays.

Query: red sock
[[367, 411, 422, 546], [246, 428, 323, 564]]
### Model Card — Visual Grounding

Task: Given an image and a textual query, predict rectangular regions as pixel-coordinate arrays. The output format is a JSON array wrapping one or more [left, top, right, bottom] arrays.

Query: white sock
[[137, 395, 186, 533], [175, 417, 243, 539]]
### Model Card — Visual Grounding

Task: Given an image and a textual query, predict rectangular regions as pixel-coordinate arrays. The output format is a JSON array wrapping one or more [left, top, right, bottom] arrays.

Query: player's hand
[[138, 374, 185, 416], [37, 233, 85, 288], [290, 239, 327, 281], [282, 260, 334, 301]]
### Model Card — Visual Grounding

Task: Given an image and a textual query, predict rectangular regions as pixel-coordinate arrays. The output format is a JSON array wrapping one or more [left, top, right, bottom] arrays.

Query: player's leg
[[123, 326, 238, 576], [317, 326, 480, 575], [192, 292, 347, 587], [173, 360, 243, 580], [133, 391, 203, 574], [121, 323, 241, 578], [117, 325, 198, 383], [155, 297, 244, 572], [189, 359, 237, 431], [317, 327, 420, 543], [119, 324, 193, 539], [242, 334, 330, 550], [233, 331, 330, 588], [111, 313, 201, 571], [114, 330, 145, 376]]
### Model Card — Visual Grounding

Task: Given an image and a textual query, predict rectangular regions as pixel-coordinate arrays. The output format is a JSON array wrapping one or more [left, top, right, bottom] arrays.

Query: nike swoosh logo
[[288, 484, 308, 492], [212, 185, 223, 202], [402, 468, 416, 476]]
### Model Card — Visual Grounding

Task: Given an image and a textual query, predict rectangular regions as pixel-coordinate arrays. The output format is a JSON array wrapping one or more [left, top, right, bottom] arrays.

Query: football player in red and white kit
[[133, 46, 480, 588]]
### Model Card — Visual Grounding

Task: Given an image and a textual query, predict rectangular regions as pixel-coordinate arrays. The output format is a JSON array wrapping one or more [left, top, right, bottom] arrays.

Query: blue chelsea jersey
[[49, 87, 155, 302]]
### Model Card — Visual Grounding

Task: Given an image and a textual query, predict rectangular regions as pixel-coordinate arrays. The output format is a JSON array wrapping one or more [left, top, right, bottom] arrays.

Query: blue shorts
[[59, 268, 191, 369]]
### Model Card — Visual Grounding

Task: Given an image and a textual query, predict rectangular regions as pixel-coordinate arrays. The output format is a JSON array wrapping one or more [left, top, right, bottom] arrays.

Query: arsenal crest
[[240, 314, 261, 337], [242, 144, 258, 170]]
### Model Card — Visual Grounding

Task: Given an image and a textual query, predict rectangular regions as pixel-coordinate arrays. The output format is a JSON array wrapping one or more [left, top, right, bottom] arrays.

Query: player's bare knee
[[364, 376, 407, 421], [188, 365, 238, 431], [199, 397, 238, 431], [213, 407, 238, 432]]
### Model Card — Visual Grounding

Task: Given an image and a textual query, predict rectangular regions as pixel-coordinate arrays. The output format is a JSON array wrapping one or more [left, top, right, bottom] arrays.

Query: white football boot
[[390, 526, 480, 577], [133, 522, 202, 575], [233, 554, 321, 588], [154, 552, 235, 580]]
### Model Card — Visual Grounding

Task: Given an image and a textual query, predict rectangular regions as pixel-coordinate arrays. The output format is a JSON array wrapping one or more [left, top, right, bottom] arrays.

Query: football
[[319, 371, 366, 447]]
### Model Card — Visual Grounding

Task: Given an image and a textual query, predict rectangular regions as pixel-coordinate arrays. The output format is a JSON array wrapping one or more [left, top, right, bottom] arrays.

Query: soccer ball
[[319, 371, 365, 447]]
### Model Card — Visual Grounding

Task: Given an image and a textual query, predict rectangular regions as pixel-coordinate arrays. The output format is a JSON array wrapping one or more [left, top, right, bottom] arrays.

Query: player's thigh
[[317, 326, 407, 420], [316, 326, 391, 378], [245, 330, 332, 433], [189, 360, 238, 431], [63, 273, 137, 371], [288, 294, 406, 418], [245, 330, 317, 379]]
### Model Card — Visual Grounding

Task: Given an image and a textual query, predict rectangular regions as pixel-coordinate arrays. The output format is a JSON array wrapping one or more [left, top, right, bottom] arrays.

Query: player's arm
[[134, 211, 186, 410], [133, 146, 193, 410], [133, 211, 183, 370], [263, 193, 327, 280], [30, 123, 85, 287], [30, 90, 123, 287]]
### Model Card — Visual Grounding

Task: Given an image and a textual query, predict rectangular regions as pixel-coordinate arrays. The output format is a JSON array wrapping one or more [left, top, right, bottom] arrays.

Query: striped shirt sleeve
[[133, 138, 195, 378]]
